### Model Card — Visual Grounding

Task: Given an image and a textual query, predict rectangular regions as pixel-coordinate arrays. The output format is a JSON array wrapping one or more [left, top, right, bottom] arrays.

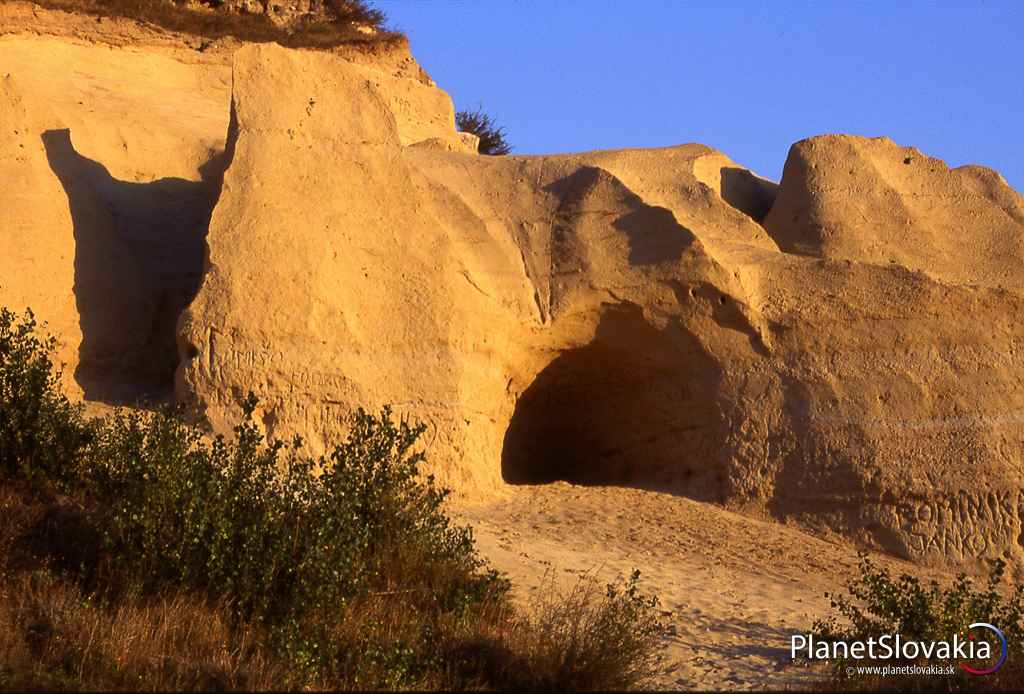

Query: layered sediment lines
[[3, 16, 1024, 570]]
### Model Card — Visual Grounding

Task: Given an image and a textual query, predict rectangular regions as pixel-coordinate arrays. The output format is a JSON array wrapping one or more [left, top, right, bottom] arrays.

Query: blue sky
[[377, 0, 1022, 191]]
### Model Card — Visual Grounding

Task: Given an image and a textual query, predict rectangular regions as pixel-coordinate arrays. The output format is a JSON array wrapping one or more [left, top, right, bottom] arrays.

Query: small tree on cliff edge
[[324, 0, 386, 29], [456, 106, 513, 156]]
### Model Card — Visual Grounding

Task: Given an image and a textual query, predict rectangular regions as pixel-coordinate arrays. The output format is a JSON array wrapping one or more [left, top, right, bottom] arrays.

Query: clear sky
[[377, 0, 1022, 192]]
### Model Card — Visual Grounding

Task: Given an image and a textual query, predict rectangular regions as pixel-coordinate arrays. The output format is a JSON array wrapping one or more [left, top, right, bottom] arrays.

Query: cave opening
[[500, 306, 727, 500]]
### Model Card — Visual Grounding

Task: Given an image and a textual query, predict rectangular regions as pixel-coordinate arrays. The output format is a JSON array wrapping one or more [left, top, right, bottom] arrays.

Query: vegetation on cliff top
[[29, 0, 402, 48], [0, 305, 664, 690], [456, 106, 514, 156]]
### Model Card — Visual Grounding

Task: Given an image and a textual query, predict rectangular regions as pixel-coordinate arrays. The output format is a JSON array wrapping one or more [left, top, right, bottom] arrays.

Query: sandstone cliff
[[3, 5, 1024, 571], [0, 0, 464, 399]]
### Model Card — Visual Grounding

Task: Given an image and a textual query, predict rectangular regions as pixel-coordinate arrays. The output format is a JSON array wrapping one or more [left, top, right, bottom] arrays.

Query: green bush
[[813, 553, 1024, 691], [82, 395, 506, 682], [323, 0, 387, 28], [0, 307, 94, 485], [456, 106, 514, 156], [0, 306, 664, 690]]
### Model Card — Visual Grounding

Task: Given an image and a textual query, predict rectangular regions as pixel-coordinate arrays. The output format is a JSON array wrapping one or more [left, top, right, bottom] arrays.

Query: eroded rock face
[[0, 37, 228, 401], [5, 27, 1024, 571], [764, 135, 1024, 289], [171, 44, 1024, 571], [0, 25, 467, 401], [1, 76, 82, 395], [175, 44, 767, 496], [176, 44, 1024, 570]]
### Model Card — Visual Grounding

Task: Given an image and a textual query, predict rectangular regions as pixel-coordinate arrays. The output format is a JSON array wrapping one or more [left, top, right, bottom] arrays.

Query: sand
[[453, 483, 951, 690]]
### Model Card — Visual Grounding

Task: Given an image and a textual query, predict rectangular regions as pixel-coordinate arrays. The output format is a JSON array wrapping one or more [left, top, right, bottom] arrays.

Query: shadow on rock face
[[719, 166, 778, 224], [612, 204, 697, 266], [545, 166, 700, 267], [501, 304, 728, 501], [40, 129, 225, 404]]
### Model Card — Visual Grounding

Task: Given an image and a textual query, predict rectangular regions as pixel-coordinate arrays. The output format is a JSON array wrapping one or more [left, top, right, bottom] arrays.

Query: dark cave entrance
[[500, 306, 727, 500]]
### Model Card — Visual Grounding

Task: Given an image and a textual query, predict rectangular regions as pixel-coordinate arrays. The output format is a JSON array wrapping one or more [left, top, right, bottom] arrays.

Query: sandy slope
[[452, 484, 953, 690]]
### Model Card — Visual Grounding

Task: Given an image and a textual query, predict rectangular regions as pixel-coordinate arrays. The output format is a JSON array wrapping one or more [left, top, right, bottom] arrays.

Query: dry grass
[[0, 484, 286, 691], [0, 306, 665, 691], [0, 482, 664, 691], [0, 575, 290, 692], [497, 572, 664, 690], [331, 570, 664, 691], [29, 0, 404, 48]]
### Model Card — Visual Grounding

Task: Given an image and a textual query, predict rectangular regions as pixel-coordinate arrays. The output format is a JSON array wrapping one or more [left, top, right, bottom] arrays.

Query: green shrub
[[0, 307, 94, 485], [323, 0, 386, 28], [0, 307, 665, 690], [82, 394, 506, 682], [456, 106, 514, 156], [812, 553, 1024, 690]]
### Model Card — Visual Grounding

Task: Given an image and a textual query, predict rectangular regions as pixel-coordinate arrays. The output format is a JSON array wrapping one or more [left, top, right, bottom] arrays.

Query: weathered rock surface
[[765, 134, 1024, 289], [0, 2, 468, 399], [3, 13, 1024, 571], [2, 75, 83, 394], [0, 24, 230, 399]]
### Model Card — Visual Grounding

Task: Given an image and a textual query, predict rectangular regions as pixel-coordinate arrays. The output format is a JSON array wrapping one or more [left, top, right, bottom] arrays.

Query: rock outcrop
[[764, 135, 1024, 289], [0, 3, 467, 400], [0, 24, 230, 399], [3, 12, 1024, 571]]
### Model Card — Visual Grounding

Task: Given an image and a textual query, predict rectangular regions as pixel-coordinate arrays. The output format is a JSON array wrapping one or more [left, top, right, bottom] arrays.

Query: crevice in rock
[[718, 166, 778, 225]]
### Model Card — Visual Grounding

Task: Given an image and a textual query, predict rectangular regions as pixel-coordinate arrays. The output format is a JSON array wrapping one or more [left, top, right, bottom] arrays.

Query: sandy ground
[[451, 483, 949, 691]]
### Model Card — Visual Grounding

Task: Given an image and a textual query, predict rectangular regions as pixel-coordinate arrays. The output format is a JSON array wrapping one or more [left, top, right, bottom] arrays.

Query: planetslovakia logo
[[791, 624, 1008, 675], [961, 623, 1007, 676]]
